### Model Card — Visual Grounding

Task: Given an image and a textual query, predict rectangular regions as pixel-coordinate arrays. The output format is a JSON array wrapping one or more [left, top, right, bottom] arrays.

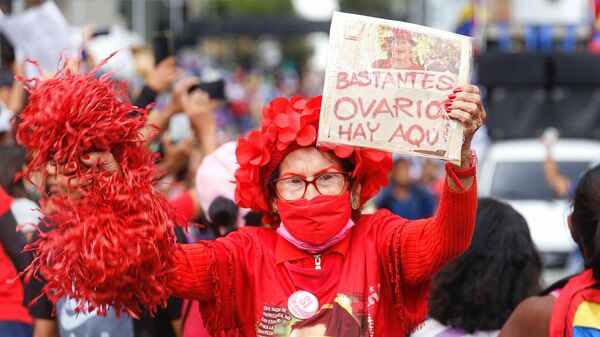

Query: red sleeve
[[377, 177, 478, 285], [170, 229, 255, 302], [169, 190, 196, 223], [0, 185, 12, 216], [171, 242, 234, 336], [170, 229, 258, 336], [171, 243, 216, 301]]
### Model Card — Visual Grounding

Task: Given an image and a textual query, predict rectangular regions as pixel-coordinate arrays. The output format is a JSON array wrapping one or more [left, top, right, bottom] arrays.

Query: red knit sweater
[[170, 178, 477, 337]]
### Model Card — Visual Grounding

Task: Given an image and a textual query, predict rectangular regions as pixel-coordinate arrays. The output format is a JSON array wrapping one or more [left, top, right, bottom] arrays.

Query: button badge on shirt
[[287, 290, 319, 319]]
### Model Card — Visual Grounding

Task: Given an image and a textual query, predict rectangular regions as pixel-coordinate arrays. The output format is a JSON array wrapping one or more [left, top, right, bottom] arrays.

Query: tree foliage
[[211, 0, 294, 16], [339, 0, 392, 14]]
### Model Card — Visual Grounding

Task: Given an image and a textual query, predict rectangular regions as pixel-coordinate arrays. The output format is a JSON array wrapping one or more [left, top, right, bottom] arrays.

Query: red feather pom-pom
[[17, 57, 181, 317]]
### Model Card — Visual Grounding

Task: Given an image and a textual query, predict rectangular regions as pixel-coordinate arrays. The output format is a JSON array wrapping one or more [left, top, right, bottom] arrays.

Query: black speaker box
[[552, 53, 600, 86], [478, 52, 548, 87]]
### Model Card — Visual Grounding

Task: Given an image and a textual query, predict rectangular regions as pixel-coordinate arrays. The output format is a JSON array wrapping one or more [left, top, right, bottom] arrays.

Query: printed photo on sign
[[318, 12, 473, 164]]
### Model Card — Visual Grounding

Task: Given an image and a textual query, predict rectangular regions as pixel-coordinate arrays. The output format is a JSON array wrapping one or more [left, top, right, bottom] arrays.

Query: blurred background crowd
[[0, 0, 600, 337]]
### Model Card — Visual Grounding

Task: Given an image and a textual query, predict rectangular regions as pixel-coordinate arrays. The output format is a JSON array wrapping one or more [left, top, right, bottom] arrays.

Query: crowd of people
[[0, 27, 598, 337]]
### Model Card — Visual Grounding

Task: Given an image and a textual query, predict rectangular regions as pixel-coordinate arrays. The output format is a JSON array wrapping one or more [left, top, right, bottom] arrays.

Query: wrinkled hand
[[182, 88, 219, 155], [81, 152, 119, 173], [446, 85, 486, 148], [168, 77, 199, 113], [44, 152, 118, 199], [146, 57, 180, 93], [160, 133, 195, 175], [181, 89, 218, 121]]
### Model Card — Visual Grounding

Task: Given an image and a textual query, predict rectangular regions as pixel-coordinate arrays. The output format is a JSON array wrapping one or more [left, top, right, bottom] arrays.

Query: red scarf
[[549, 269, 600, 337]]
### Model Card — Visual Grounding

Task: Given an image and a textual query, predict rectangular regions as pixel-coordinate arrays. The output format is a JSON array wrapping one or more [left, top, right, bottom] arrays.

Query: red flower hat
[[234, 95, 393, 224]]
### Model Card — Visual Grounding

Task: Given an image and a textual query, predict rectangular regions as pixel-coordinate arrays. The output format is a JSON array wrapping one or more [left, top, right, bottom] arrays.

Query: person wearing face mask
[[18, 66, 484, 337], [165, 86, 484, 337]]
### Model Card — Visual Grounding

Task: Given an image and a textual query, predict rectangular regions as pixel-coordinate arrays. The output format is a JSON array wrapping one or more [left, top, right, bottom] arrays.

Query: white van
[[478, 139, 600, 285]]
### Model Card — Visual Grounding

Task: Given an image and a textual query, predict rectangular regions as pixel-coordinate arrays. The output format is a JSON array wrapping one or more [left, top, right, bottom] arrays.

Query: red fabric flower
[[297, 125, 317, 146], [236, 131, 270, 167], [333, 146, 354, 159], [269, 96, 289, 115], [263, 123, 278, 144], [352, 149, 393, 202], [234, 164, 268, 211], [261, 97, 286, 132], [319, 143, 354, 159], [292, 97, 307, 111], [273, 109, 301, 151], [300, 96, 322, 124]]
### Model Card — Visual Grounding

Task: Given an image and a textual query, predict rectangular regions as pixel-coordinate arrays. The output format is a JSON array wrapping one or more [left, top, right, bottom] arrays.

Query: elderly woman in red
[[170, 86, 484, 337]]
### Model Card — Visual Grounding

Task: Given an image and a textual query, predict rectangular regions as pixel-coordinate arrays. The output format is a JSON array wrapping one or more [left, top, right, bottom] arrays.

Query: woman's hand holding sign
[[444, 84, 486, 191], [446, 85, 485, 158]]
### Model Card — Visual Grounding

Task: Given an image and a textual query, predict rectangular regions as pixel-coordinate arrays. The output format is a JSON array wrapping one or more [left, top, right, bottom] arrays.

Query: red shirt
[[170, 179, 477, 337], [0, 187, 32, 324], [0, 245, 32, 324]]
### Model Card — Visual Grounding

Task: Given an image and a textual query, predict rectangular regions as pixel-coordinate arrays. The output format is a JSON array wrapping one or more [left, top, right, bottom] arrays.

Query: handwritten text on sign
[[328, 69, 455, 152]]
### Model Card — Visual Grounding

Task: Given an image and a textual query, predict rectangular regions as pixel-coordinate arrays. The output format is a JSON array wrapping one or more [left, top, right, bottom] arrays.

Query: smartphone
[[91, 28, 110, 38], [187, 79, 226, 100], [153, 31, 174, 64]]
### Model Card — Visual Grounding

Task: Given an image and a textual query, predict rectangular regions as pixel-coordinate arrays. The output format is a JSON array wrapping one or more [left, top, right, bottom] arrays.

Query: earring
[[351, 193, 360, 210]]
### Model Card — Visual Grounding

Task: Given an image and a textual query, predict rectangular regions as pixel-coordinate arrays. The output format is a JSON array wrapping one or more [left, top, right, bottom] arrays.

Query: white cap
[[0, 105, 14, 133]]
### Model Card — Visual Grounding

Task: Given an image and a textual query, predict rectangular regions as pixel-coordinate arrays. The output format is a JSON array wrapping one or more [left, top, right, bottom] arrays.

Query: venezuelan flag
[[572, 300, 600, 337], [455, 4, 474, 37], [590, 0, 600, 53]]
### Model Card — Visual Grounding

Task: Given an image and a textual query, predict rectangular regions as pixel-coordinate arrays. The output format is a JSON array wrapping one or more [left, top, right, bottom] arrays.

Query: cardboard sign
[[318, 12, 473, 164], [0, 2, 73, 76]]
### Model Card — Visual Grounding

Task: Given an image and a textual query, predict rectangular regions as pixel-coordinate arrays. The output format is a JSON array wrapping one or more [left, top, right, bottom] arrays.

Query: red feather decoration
[[17, 57, 180, 317]]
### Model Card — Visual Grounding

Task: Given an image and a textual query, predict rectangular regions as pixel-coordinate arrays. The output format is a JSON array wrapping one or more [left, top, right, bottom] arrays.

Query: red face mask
[[275, 192, 352, 245]]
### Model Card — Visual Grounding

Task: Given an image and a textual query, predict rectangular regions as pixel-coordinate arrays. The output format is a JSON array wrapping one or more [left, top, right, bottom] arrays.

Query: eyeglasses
[[271, 172, 349, 201]]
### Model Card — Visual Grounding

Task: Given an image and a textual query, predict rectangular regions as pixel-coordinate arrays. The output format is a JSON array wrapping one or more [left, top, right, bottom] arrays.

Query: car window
[[491, 161, 592, 200]]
